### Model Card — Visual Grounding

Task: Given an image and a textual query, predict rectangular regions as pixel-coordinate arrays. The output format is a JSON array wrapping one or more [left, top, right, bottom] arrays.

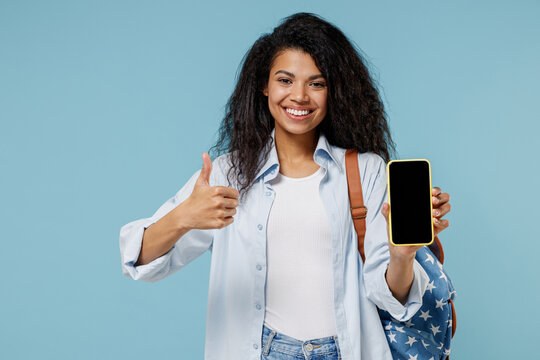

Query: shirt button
[[305, 343, 314, 351], [256, 304, 262, 310], [256, 264, 262, 271], [265, 191, 272, 196], [257, 224, 263, 231], [253, 344, 258, 349]]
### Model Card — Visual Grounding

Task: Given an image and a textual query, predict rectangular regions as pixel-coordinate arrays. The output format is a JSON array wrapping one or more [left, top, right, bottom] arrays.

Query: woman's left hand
[[380, 186, 452, 303], [381, 186, 452, 258], [381, 187, 452, 245]]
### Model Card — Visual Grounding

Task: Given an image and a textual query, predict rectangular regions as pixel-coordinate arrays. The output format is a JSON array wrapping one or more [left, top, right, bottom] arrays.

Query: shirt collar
[[254, 128, 343, 182]]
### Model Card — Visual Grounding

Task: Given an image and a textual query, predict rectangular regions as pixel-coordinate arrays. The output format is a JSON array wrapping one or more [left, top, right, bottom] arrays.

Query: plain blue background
[[1, 0, 538, 358]]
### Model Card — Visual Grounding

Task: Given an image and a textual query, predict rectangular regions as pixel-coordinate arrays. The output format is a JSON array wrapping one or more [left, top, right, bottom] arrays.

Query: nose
[[291, 83, 309, 102]]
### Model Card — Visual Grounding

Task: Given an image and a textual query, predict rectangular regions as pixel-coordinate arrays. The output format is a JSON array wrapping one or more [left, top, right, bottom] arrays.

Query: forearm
[[135, 202, 192, 266], [385, 254, 415, 305]]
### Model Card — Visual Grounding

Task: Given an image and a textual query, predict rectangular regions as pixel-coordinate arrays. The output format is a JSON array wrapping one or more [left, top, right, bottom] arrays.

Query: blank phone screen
[[388, 160, 433, 245]]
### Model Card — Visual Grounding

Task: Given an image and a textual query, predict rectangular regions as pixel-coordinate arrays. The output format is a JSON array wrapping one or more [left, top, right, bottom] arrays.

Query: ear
[[262, 85, 268, 97]]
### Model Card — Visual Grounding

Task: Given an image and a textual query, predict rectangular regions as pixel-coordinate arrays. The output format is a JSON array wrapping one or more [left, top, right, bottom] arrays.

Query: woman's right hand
[[177, 153, 240, 230]]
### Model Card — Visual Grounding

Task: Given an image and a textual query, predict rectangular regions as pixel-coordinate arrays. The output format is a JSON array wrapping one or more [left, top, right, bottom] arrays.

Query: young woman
[[119, 12, 452, 360]]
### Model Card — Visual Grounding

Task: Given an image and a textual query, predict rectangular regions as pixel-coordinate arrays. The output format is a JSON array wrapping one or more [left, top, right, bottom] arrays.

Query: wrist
[[386, 255, 415, 305], [389, 248, 416, 265], [172, 201, 194, 233]]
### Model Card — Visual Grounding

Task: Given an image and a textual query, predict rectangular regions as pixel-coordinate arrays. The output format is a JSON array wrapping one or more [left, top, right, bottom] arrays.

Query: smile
[[282, 107, 315, 121], [284, 107, 314, 116]]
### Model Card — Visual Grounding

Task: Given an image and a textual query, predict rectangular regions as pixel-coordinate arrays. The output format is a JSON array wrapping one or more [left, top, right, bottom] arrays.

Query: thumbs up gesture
[[182, 153, 240, 230]]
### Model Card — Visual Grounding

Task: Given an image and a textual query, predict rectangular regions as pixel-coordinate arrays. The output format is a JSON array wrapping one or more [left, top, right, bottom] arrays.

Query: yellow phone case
[[386, 159, 434, 247]]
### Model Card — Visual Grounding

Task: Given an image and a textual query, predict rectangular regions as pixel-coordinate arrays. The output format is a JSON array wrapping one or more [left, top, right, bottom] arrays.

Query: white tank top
[[264, 166, 337, 341]]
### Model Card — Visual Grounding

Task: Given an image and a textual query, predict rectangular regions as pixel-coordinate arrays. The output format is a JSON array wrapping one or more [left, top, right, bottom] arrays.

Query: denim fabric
[[261, 324, 341, 360]]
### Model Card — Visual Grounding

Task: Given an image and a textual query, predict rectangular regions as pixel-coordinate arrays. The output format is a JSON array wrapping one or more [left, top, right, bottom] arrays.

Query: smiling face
[[263, 49, 328, 138]]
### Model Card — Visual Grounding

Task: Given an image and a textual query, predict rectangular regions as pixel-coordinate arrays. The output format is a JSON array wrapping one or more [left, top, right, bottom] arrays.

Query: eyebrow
[[274, 70, 325, 81]]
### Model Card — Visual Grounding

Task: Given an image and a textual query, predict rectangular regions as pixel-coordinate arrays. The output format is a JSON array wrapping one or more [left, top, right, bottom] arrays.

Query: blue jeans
[[261, 324, 342, 360]]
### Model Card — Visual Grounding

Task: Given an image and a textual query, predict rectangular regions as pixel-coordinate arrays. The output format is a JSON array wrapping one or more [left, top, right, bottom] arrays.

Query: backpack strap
[[428, 236, 445, 264], [345, 149, 368, 262]]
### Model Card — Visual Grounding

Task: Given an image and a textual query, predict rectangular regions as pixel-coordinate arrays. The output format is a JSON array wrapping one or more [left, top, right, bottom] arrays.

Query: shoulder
[[330, 143, 385, 174], [334, 146, 386, 188], [210, 151, 237, 187], [212, 151, 232, 169], [357, 151, 386, 171], [356, 152, 386, 190]]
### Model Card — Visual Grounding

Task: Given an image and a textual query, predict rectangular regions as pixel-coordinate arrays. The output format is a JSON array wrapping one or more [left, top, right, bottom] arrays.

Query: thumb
[[196, 153, 212, 186], [381, 202, 390, 222]]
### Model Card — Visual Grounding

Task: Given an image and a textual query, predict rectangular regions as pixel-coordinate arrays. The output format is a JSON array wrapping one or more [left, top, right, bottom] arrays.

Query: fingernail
[[433, 209, 438, 216]]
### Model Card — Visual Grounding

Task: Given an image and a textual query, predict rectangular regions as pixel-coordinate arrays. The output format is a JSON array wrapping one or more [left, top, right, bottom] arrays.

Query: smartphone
[[386, 159, 434, 246]]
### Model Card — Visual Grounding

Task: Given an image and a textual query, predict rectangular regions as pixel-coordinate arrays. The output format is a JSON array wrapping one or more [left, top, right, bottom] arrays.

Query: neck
[[274, 126, 319, 165]]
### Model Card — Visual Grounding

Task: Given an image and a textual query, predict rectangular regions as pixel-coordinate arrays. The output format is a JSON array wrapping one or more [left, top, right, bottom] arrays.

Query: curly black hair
[[208, 12, 395, 200]]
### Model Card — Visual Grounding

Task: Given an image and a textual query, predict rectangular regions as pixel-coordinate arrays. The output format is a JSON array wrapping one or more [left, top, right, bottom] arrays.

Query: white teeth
[[286, 108, 311, 116]]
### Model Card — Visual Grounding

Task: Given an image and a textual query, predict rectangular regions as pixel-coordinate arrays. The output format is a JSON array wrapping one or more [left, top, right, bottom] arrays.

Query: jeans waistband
[[262, 324, 341, 359]]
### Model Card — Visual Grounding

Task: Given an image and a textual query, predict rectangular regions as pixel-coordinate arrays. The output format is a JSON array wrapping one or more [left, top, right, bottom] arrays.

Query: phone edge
[[386, 158, 435, 247]]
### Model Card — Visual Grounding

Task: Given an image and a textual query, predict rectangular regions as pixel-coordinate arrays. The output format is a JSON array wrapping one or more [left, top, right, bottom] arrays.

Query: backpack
[[345, 149, 457, 360]]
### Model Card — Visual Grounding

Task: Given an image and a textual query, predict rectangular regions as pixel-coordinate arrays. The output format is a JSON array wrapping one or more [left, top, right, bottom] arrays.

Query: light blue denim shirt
[[119, 129, 429, 360]]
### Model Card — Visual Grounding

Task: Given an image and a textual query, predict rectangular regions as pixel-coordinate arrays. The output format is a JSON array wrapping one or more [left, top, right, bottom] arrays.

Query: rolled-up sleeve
[[119, 168, 214, 283], [361, 153, 429, 322]]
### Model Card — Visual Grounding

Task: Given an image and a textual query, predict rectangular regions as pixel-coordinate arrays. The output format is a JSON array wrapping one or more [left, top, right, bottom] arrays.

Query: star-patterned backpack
[[345, 150, 457, 360]]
